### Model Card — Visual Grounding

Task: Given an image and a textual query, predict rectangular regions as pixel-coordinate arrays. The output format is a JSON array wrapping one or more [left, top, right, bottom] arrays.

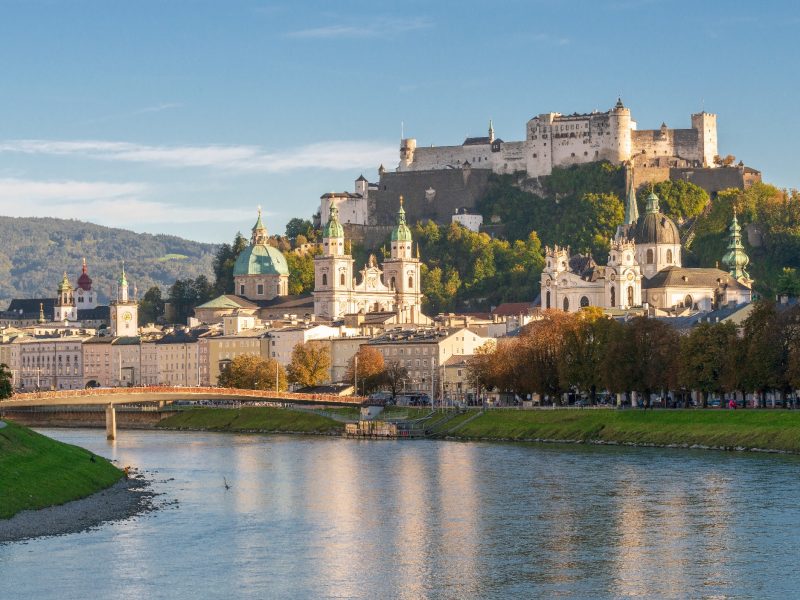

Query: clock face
[[123, 311, 133, 321], [627, 272, 634, 281]]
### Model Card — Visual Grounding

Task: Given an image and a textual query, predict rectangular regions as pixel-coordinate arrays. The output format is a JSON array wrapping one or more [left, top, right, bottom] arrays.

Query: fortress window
[[322, 274, 328, 286], [584, 151, 588, 156], [571, 153, 575, 157], [533, 153, 538, 158]]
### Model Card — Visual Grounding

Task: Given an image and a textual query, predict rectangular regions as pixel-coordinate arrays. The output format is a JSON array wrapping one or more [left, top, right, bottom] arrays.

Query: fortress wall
[[368, 169, 492, 227], [493, 141, 529, 174], [632, 129, 701, 163], [405, 144, 491, 171]]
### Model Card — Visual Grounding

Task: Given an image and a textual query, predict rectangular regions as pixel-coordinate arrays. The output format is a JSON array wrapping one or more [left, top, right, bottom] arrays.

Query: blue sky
[[0, 0, 797, 243]]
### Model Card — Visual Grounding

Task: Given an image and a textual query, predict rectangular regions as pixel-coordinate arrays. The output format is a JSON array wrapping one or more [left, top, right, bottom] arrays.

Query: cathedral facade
[[314, 199, 425, 323], [541, 183, 752, 314]]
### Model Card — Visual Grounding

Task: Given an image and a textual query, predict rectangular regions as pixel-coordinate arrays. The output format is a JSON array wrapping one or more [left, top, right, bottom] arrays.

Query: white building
[[452, 208, 483, 232], [265, 324, 344, 366], [319, 175, 374, 227]]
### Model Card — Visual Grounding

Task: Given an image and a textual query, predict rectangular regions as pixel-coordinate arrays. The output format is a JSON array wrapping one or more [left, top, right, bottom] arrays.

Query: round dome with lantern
[[233, 207, 289, 300], [77, 258, 93, 291], [633, 191, 682, 278]]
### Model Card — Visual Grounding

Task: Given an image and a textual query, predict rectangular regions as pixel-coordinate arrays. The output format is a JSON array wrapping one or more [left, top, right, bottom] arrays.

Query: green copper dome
[[722, 210, 750, 280], [233, 243, 289, 276], [324, 204, 344, 239], [391, 197, 413, 242]]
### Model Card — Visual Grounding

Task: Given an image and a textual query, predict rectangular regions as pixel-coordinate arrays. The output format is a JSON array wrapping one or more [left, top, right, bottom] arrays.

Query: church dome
[[391, 197, 413, 242], [633, 192, 680, 245], [233, 243, 289, 277], [77, 258, 92, 291], [323, 205, 344, 239]]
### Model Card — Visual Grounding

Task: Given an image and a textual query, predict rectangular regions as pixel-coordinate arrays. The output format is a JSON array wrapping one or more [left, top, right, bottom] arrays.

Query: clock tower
[[110, 263, 138, 337]]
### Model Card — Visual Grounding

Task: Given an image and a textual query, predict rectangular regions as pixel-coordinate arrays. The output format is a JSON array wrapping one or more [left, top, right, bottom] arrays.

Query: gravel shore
[[0, 472, 156, 544]]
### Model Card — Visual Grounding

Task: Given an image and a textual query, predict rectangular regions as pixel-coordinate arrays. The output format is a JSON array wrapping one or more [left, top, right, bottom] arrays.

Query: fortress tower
[[691, 112, 718, 167]]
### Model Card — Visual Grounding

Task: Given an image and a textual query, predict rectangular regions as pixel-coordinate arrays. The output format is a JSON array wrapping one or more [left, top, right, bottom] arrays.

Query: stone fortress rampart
[[397, 99, 717, 177]]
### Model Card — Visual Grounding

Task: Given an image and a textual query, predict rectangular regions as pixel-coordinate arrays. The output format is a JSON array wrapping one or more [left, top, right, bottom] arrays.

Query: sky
[[0, 0, 798, 243]]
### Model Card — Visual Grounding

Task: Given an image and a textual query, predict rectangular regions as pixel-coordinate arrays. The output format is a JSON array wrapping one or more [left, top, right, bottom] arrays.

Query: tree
[[138, 286, 165, 324], [346, 346, 385, 394], [167, 276, 215, 324], [646, 180, 709, 222], [213, 232, 248, 295], [285, 250, 317, 295], [777, 268, 800, 297], [217, 354, 287, 391], [741, 300, 785, 406], [0, 363, 13, 398], [381, 360, 409, 399], [679, 322, 739, 407], [287, 341, 331, 388], [559, 308, 620, 404], [623, 317, 680, 407], [285, 218, 314, 241]]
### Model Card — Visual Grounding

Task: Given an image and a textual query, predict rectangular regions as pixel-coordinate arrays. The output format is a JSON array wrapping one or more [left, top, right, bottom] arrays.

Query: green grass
[[0, 420, 123, 519], [447, 409, 800, 452], [157, 407, 343, 434], [157, 253, 189, 262]]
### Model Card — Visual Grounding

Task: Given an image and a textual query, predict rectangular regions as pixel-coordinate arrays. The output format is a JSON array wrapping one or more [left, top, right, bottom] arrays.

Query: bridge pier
[[105, 404, 116, 440]]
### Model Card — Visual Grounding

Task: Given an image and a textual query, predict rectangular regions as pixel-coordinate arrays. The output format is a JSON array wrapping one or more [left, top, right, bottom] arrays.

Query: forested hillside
[[0, 216, 217, 306]]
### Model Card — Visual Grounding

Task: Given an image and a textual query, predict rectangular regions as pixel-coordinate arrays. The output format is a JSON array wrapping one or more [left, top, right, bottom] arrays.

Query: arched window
[[340, 273, 345, 286], [322, 273, 327, 286], [684, 295, 693, 309], [408, 276, 413, 288], [277, 284, 281, 295], [546, 291, 551, 309], [390, 277, 396, 290], [666, 249, 673, 263], [646, 249, 654, 264], [627, 286, 634, 307], [610, 286, 615, 307], [563, 297, 569, 312], [580, 296, 589, 308]]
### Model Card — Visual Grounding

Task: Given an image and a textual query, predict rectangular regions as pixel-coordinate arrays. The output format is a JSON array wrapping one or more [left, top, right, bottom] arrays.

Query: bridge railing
[[8, 386, 368, 405]]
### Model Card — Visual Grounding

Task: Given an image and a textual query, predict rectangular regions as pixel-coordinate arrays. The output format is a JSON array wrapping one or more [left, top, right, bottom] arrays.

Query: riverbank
[[156, 406, 342, 434], [0, 420, 124, 520], [440, 409, 800, 453]]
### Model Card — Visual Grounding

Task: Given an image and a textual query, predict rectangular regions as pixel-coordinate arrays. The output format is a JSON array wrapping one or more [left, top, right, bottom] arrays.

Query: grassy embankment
[[443, 409, 800, 452], [157, 407, 342, 434], [0, 420, 123, 519]]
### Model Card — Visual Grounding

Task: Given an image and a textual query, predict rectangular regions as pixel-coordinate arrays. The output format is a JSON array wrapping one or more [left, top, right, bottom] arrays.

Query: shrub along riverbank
[[0, 420, 123, 519], [156, 407, 342, 434], [442, 409, 800, 452]]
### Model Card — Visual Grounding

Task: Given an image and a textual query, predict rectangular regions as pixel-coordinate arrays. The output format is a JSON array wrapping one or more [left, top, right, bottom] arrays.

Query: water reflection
[[3, 431, 800, 600]]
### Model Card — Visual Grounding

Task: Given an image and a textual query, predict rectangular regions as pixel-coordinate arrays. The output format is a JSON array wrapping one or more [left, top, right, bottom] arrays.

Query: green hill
[[0, 216, 217, 306]]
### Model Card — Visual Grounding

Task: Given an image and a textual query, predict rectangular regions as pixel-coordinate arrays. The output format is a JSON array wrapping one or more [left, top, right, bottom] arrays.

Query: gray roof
[[643, 266, 750, 290], [634, 212, 680, 245]]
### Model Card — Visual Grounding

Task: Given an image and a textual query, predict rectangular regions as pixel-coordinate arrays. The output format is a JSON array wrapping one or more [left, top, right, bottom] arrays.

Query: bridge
[[1, 387, 366, 440]]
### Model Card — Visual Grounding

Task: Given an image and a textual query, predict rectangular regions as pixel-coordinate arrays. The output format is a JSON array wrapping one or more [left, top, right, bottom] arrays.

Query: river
[[2, 429, 800, 599]]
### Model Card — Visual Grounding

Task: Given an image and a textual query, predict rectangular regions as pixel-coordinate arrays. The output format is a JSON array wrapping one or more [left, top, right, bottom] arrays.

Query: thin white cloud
[[80, 102, 183, 126], [287, 16, 432, 39], [0, 139, 397, 173], [0, 178, 248, 226]]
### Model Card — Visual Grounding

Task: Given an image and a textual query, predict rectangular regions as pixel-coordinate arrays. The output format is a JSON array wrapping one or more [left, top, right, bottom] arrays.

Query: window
[[390, 277, 396, 290], [340, 273, 345, 286], [646, 249, 654, 264], [684, 295, 693, 308], [322, 273, 328, 286], [563, 297, 569, 311], [545, 291, 551, 309], [239, 284, 245, 295], [627, 286, 634, 306], [580, 296, 589, 308], [666, 249, 673, 263], [257, 284, 264, 295], [610, 286, 616, 307]]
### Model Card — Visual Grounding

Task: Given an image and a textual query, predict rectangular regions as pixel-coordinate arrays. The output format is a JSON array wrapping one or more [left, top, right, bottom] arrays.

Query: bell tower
[[109, 262, 138, 336], [54, 272, 77, 321], [313, 205, 354, 319], [383, 197, 423, 323]]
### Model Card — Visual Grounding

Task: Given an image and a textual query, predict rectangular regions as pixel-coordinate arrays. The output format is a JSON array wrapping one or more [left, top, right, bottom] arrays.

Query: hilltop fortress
[[398, 99, 717, 176], [319, 100, 759, 243]]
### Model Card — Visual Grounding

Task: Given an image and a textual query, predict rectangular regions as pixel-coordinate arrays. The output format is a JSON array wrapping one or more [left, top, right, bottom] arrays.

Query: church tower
[[606, 240, 642, 309], [75, 258, 97, 309], [109, 263, 138, 336], [313, 204, 354, 319], [54, 272, 77, 321], [383, 197, 423, 323], [722, 209, 752, 285]]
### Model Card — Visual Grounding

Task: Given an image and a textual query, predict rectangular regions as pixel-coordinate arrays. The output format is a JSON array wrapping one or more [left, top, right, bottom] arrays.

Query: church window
[[562, 297, 570, 311], [580, 296, 589, 308], [546, 291, 551, 309], [408, 276, 413, 288], [684, 295, 693, 308], [322, 274, 328, 286], [666, 249, 673, 263], [646, 249, 654, 264], [610, 286, 616, 307], [340, 273, 345, 286], [627, 286, 634, 307], [390, 277, 396, 290], [239, 284, 245, 295], [257, 284, 264, 295], [277, 284, 281, 295]]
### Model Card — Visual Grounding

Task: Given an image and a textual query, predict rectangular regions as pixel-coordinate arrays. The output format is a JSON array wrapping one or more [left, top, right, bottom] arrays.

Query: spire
[[722, 207, 751, 281], [251, 206, 268, 245], [323, 203, 344, 239], [391, 196, 412, 242], [644, 191, 660, 214], [118, 261, 129, 303], [416, 242, 420, 259], [119, 261, 127, 287], [82, 257, 87, 274], [488, 119, 495, 143], [625, 169, 639, 226]]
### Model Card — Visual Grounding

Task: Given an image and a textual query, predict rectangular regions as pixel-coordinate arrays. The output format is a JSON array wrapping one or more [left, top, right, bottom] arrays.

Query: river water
[[2, 429, 800, 599]]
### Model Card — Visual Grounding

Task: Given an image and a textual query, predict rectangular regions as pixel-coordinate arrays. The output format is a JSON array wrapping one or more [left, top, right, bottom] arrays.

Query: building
[[452, 208, 483, 232], [233, 208, 289, 301], [204, 329, 267, 386], [367, 327, 494, 394], [82, 336, 141, 388], [265, 324, 344, 366], [20, 334, 89, 390], [109, 264, 139, 337], [156, 330, 200, 386], [314, 200, 426, 323], [318, 175, 375, 227], [541, 188, 752, 314], [397, 100, 717, 178], [0, 330, 25, 388]]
